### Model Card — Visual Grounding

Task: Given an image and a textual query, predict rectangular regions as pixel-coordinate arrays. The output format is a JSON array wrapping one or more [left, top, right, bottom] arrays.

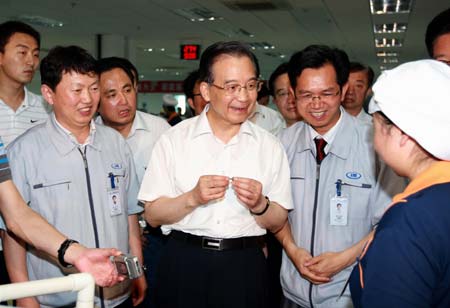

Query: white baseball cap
[[162, 94, 178, 107], [369, 59, 450, 161]]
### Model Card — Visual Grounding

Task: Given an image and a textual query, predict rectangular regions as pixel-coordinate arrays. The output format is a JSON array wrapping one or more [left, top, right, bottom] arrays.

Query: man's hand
[[131, 275, 147, 306], [70, 245, 124, 287], [291, 247, 331, 285], [305, 251, 350, 279], [16, 296, 40, 308], [231, 177, 264, 211], [188, 175, 229, 207]]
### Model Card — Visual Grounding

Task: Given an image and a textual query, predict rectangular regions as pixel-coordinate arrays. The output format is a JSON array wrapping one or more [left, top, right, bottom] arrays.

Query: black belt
[[171, 230, 265, 251]]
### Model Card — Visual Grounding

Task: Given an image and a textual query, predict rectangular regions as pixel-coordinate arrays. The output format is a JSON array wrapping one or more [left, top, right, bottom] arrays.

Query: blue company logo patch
[[346, 172, 361, 180], [111, 163, 122, 169]]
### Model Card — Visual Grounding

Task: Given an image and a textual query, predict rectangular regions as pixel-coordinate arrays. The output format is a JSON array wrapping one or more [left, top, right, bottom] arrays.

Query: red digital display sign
[[180, 44, 200, 60]]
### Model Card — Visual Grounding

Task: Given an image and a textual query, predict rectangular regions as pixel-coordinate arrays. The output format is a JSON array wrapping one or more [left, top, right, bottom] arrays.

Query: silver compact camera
[[110, 254, 144, 279]]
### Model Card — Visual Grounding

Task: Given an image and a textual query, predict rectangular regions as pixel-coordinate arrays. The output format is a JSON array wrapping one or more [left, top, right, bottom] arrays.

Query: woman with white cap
[[350, 59, 450, 307]]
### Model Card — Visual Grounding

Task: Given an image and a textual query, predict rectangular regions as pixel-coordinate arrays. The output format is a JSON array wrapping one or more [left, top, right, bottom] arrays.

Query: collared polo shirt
[[249, 102, 286, 136], [356, 109, 373, 125], [138, 106, 293, 238], [0, 88, 51, 146], [0, 137, 10, 183]]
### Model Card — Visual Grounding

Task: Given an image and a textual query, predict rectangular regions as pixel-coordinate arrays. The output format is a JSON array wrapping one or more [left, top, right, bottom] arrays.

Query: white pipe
[[0, 273, 95, 308]]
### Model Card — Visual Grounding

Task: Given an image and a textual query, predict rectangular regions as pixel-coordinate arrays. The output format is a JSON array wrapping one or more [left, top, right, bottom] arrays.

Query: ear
[[365, 87, 373, 99], [399, 131, 411, 147], [41, 84, 55, 106], [199, 81, 210, 102], [340, 82, 349, 101], [187, 98, 195, 109]]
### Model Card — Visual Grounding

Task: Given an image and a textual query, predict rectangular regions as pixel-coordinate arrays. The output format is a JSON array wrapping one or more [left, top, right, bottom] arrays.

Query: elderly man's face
[[42, 71, 99, 132], [294, 63, 346, 135], [200, 54, 258, 128], [433, 33, 450, 66]]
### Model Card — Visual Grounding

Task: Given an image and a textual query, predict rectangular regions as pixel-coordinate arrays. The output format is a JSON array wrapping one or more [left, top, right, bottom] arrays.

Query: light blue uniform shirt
[[279, 109, 405, 308], [6, 113, 141, 307]]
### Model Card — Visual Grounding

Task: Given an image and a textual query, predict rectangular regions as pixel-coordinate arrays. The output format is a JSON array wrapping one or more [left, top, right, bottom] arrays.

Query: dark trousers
[[155, 235, 269, 308]]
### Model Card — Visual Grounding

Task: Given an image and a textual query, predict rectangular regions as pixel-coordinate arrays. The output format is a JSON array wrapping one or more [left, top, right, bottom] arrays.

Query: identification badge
[[108, 190, 122, 216], [330, 196, 348, 226]]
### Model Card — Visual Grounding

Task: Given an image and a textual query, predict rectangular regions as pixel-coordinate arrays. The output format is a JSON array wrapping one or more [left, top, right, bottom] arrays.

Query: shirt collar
[[298, 108, 352, 160], [392, 161, 450, 204], [48, 113, 99, 156], [192, 104, 256, 140]]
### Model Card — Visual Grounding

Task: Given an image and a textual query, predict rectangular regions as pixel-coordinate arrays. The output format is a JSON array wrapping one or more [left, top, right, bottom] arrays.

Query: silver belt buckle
[[202, 237, 222, 250]]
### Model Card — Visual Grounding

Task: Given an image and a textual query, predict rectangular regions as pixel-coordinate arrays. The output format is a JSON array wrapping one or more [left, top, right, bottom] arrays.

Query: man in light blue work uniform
[[276, 45, 405, 308], [3, 46, 145, 308]]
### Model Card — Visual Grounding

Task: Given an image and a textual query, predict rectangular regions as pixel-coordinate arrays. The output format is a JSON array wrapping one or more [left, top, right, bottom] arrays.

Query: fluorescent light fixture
[[370, 0, 412, 14], [375, 38, 403, 47], [374, 22, 407, 33], [379, 58, 399, 63], [174, 8, 222, 22], [377, 51, 399, 57], [17, 15, 64, 28], [248, 42, 275, 50]]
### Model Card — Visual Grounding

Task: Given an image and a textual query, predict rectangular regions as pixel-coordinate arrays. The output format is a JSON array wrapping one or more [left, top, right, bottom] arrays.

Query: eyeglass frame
[[209, 78, 263, 96], [295, 89, 341, 104]]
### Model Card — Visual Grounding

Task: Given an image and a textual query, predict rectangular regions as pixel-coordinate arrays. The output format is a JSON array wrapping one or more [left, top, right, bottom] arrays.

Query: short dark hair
[[268, 62, 289, 96], [257, 82, 270, 101], [288, 45, 349, 90], [425, 8, 450, 57], [198, 41, 260, 84], [0, 21, 40, 53], [97, 57, 138, 85], [349, 61, 375, 86], [40, 46, 97, 90], [183, 70, 200, 99]]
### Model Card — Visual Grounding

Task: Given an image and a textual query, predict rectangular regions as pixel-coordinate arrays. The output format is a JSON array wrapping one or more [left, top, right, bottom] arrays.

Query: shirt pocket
[[31, 178, 73, 221]]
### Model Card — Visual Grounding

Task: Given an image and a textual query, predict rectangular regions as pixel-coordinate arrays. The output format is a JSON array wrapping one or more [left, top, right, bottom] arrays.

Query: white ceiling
[[0, 0, 448, 82]]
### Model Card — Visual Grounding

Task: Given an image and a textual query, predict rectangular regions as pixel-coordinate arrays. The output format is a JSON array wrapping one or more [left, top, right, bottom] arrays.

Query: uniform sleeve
[[266, 139, 293, 210], [138, 134, 175, 202], [123, 140, 142, 215], [360, 204, 442, 307], [0, 138, 11, 183]]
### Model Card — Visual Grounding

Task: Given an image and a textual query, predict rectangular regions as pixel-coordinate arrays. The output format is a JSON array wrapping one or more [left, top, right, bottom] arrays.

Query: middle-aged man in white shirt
[[342, 62, 374, 124], [138, 41, 293, 308], [4, 45, 145, 308], [96, 57, 169, 308]]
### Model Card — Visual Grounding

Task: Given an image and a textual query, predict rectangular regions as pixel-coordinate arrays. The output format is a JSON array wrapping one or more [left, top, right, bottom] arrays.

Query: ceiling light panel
[[375, 38, 403, 47], [374, 22, 407, 33], [370, 0, 412, 15]]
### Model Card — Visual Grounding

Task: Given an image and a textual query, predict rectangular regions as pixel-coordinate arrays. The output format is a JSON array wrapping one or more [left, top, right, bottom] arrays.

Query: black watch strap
[[57, 239, 79, 268], [250, 196, 270, 216]]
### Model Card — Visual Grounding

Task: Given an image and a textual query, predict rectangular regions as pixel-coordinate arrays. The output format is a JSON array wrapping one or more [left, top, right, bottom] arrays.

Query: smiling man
[[138, 41, 293, 308], [3, 46, 144, 308], [0, 21, 51, 146], [276, 45, 405, 308]]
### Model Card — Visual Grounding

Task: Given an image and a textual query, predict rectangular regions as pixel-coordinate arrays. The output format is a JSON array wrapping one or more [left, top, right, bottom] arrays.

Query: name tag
[[330, 196, 348, 226]]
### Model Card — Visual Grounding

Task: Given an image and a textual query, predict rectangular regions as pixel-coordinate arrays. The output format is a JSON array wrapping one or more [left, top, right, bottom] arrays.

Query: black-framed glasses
[[210, 79, 263, 96], [295, 89, 340, 104]]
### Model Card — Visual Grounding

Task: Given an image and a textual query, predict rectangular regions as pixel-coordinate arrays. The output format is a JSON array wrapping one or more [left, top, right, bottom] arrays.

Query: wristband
[[57, 239, 79, 268], [250, 196, 270, 216]]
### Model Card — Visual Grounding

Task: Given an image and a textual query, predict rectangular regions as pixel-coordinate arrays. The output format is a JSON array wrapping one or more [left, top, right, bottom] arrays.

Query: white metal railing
[[0, 273, 95, 308]]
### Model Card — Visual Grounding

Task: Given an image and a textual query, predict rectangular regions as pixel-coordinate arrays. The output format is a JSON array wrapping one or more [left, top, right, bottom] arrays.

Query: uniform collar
[[47, 113, 100, 156], [192, 104, 256, 140], [392, 161, 450, 203], [296, 108, 353, 160]]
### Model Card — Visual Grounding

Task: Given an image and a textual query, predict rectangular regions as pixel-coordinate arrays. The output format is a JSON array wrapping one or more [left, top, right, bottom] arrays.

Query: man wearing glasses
[[138, 41, 293, 308], [275, 45, 405, 308]]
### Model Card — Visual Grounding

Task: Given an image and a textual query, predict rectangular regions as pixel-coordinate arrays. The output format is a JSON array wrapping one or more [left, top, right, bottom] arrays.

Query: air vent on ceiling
[[221, 0, 291, 11]]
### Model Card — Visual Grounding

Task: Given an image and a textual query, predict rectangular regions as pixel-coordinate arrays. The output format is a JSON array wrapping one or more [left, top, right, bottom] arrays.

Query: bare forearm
[[0, 180, 66, 256], [128, 214, 144, 263], [3, 231, 29, 282], [144, 192, 197, 227], [253, 201, 288, 233], [274, 220, 299, 258], [340, 231, 374, 268]]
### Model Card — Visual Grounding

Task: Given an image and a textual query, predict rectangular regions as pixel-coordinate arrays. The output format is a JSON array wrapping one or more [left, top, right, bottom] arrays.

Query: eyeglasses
[[296, 89, 340, 104], [210, 79, 262, 96], [192, 93, 202, 97]]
